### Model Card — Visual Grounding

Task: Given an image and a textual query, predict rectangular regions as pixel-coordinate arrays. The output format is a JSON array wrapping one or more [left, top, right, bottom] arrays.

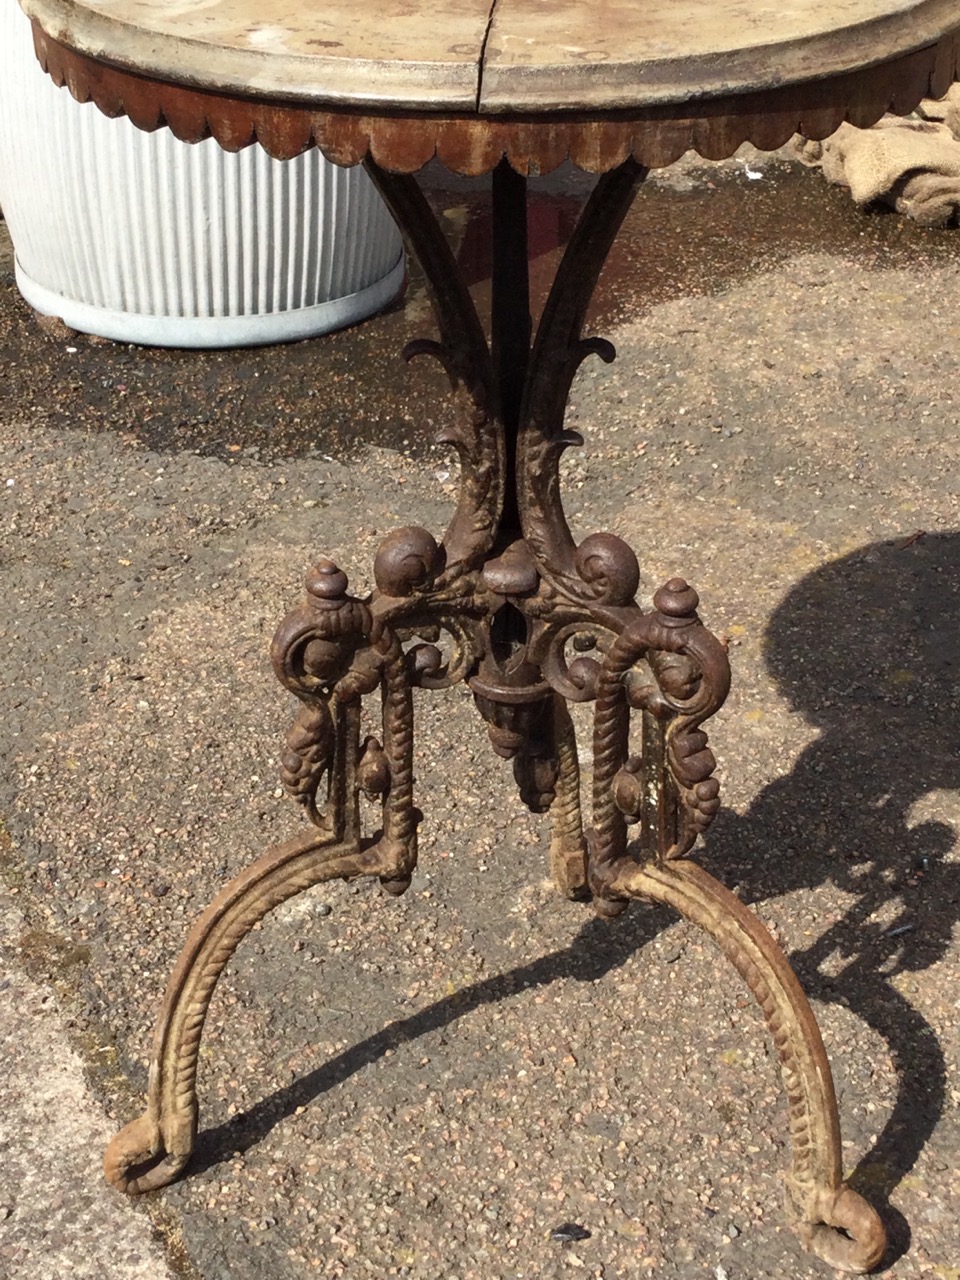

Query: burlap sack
[[794, 85, 960, 226]]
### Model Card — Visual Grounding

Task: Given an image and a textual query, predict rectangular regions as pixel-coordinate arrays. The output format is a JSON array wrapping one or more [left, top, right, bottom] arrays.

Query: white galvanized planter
[[0, 0, 404, 347]]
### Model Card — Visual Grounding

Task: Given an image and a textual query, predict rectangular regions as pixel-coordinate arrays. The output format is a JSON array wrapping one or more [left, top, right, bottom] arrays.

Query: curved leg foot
[[613, 858, 886, 1274], [104, 1112, 190, 1196], [105, 829, 389, 1194], [798, 1184, 889, 1273]]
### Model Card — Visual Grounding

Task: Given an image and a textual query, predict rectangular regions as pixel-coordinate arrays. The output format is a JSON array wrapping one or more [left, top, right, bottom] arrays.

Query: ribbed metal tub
[[0, 0, 404, 348]]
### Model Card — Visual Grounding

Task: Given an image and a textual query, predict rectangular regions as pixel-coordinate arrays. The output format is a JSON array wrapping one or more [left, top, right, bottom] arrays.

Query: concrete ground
[[1, 151, 959, 1280]]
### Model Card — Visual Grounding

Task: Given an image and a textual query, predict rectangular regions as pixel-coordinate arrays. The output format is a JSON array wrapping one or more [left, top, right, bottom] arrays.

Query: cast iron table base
[[104, 157, 886, 1274]]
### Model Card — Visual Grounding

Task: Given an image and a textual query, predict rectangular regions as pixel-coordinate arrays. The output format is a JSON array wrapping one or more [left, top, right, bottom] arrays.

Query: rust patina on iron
[[94, 153, 885, 1272], [20, 0, 960, 1271]]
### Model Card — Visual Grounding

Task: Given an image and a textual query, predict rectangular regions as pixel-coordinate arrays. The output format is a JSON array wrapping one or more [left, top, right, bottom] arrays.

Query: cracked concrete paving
[[0, 214, 175, 1280], [0, 902, 176, 1280]]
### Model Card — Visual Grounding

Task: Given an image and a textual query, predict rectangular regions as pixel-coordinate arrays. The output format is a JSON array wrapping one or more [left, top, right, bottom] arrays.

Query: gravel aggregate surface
[[2, 152, 959, 1280]]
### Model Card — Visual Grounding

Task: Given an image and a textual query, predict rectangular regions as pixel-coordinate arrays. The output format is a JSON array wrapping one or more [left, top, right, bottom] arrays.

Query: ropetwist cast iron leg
[[614, 858, 886, 1272], [105, 155, 887, 1272]]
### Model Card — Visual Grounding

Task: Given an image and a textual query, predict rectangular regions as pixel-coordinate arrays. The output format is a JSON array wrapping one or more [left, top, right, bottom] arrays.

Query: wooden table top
[[19, 0, 960, 173], [20, 0, 960, 112]]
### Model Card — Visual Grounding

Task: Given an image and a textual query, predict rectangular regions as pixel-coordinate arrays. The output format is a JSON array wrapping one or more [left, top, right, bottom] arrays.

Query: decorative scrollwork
[[363, 166, 503, 579], [536, 617, 614, 702], [270, 559, 376, 827], [373, 526, 446, 598], [588, 577, 731, 907], [395, 607, 488, 690], [573, 532, 642, 606], [517, 159, 648, 598], [270, 559, 421, 881]]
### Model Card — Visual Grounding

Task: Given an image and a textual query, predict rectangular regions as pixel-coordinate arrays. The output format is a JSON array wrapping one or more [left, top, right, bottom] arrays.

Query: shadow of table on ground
[[703, 530, 960, 1261], [189, 899, 675, 1176]]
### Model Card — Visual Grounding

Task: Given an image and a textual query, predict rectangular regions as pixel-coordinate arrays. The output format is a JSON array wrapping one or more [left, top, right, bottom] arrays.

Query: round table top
[[19, 0, 960, 173], [19, 0, 960, 112]]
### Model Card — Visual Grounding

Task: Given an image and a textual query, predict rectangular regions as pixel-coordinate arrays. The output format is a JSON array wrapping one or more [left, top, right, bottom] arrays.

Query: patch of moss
[[0, 814, 26, 891], [17, 926, 92, 983], [8, 878, 200, 1280], [147, 1203, 206, 1280]]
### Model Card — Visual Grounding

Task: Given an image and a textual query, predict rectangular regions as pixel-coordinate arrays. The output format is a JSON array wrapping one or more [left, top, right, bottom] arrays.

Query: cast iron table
[[20, 0, 960, 1270]]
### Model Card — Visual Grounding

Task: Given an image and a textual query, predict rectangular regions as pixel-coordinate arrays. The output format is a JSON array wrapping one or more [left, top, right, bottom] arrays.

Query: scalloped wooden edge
[[32, 23, 960, 176]]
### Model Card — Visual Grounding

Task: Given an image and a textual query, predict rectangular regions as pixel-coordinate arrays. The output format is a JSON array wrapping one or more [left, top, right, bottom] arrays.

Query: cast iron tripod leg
[[612, 858, 886, 1274], [103, 829, 389, 1195]]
